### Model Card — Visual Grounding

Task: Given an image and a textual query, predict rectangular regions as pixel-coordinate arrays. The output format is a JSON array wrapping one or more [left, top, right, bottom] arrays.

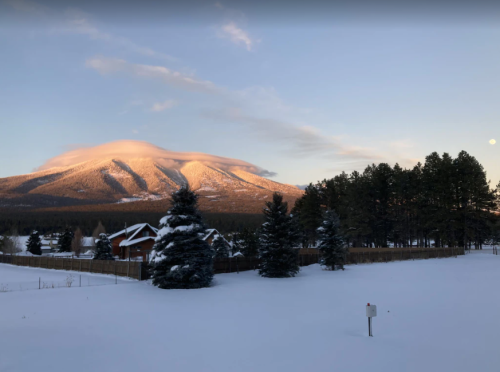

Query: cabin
[[203, 229, 230, 247], [40, 237, 58, 255], [108, 223, 158, 261]]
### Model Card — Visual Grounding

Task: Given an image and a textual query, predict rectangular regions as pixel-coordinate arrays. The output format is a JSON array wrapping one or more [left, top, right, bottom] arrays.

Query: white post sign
[[366, 303, 377, 337]]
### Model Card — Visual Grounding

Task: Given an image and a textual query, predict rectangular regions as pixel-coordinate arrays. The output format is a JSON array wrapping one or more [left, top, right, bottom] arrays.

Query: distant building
[[108, 224, 158, 261], [109, 225, 230, 261], [203, 229, 231, 248], [40, 237, 58, 255]]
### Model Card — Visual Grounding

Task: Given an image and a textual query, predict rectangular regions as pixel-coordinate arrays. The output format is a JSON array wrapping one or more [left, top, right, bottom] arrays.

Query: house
[[203, 229, 229, 246], [108, 223, 158, 261], [41, 238, 58, 255]]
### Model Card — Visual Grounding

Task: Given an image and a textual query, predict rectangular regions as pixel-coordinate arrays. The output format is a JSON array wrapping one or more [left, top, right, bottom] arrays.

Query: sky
[[1, 0, 500, 187]]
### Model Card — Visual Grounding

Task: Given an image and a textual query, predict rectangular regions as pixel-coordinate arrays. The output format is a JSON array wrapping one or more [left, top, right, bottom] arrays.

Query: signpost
[[366, 303, 377, 337]]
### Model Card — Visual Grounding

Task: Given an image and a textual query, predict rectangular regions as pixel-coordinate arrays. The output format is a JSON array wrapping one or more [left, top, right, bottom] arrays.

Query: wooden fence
[[0, 247, 464, 280], [212, 247, 465, 275], [0, 255, 142, 280]]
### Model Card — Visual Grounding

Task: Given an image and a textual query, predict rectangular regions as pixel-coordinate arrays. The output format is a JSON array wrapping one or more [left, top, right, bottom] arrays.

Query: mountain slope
[[0, 141, 303, 212]]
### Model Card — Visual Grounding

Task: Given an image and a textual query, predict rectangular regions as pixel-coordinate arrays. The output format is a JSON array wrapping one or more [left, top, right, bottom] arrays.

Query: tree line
[[292, 151, 500, 249]]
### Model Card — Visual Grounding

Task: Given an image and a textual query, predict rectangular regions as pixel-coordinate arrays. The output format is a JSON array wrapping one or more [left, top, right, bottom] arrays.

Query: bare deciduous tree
[[1, 229, 21, 255], [72, 228, 84, 257]]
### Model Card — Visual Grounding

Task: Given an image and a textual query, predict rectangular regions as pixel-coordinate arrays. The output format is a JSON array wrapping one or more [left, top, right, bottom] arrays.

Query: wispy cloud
[[63, 11, 175, 61], [4, 0, 175, 61], [3, 0, 45, 14], [86, 57, 219, 94], [202, 108, 381, 161], [219, 21, 255, 51], [214, 2, 257, 51], [151, 99, 179, 112]]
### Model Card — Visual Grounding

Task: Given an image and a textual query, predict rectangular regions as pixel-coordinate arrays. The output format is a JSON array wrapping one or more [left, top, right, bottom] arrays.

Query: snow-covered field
[[0, 265, 133, 291], [1, 252, 499, 372]]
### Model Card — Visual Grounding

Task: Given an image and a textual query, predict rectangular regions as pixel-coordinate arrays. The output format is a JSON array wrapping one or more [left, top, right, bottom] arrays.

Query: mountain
[[0, 141, 303, 213]]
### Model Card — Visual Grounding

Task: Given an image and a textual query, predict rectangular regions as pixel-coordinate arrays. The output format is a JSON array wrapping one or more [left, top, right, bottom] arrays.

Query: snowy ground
[[0, 265, 133, 291], [1, 252, 499, 372]]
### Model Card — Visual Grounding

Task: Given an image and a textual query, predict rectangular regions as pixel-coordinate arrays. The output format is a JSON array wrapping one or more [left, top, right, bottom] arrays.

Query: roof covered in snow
[[108, 223, 158, 240], [119, 236, 154, 247], [203, 229, 230, 246]]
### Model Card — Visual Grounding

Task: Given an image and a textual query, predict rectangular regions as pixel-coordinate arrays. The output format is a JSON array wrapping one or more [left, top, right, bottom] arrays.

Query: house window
[[142, 231, 150, 237]]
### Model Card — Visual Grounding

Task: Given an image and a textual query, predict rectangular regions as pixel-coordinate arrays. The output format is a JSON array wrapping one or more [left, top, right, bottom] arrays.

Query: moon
[[490, 139, 496, 145]]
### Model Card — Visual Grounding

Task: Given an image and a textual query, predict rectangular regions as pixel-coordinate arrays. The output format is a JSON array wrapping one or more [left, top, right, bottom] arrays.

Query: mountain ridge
[[0, 141, 303, 213]]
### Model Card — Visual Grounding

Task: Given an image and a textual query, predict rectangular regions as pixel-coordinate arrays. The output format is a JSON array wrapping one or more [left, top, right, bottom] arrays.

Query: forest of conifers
[[1, 150, 499, 249], [292, 151, 500, 248]]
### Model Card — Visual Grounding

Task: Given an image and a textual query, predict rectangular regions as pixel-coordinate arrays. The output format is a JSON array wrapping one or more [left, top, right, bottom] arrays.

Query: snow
[[108, 223, 158, 240], [119, 236, 154, 247], [1, 252, 500, 372], [198, 186, 216, 191]]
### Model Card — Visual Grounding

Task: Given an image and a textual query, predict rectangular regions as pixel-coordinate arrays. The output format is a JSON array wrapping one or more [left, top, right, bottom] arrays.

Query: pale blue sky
[[1, 0, 499, 186]]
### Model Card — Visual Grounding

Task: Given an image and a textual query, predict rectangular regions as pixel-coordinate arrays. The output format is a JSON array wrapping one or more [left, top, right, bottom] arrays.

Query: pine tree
[[26, 230, 42, 255], [91, 221, 106, 250], [259, 192, 300, 278], [93, 234, 114, 260], [233, 228, 259, 257], [317, 211, 346, 270], [58, 228, 73, 252], [213, 235, 229, 258], [150, 186, 213, 289]]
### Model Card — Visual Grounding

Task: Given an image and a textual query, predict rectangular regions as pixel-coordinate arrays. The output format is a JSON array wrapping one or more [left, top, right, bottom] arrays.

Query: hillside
[[0, 140, 303, 212]]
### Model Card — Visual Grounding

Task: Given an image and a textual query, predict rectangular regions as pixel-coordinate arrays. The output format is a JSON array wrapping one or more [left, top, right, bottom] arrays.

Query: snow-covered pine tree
[[317, 210, 347, 270], [150, 186, 213, 289], [213, 235, 229, 258], [234, 228, 259, 257], [26, 230, 42, 255], [259, 192, 300, 278], [93, 234, 114, 260], [58, 228, 73, 252]]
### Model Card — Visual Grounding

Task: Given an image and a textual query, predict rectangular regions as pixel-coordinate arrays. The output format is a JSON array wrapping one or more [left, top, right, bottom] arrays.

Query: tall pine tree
[[213, 235, 229, 258], [26, 230, 42, 256], [93, 234, 115, 260], [259, 192, 300, 278], [58, 228, 73, 252], [232, 228, 259, 257], [150, 186, 213, 289], [317, 211, 346, 270]]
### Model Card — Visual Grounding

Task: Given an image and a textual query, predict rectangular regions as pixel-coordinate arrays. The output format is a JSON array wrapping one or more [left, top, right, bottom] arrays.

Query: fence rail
[[212, 247, 465, 275], [0, 247, 464, 280], [0, 255, 141, 280]]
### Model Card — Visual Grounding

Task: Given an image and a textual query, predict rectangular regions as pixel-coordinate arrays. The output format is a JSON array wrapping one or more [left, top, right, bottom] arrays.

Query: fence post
[[89, 259, 92, 273], [236, 257, 239, 274], [138, 263, 142, 281], [127, 260, 130, 278]]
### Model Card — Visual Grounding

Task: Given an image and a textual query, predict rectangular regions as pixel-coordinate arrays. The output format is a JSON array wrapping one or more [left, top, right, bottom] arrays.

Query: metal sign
[[366, 303, 377, 337]]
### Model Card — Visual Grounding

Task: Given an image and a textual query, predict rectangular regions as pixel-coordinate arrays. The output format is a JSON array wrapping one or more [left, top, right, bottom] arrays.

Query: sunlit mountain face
[[0, 141, 303, 212]]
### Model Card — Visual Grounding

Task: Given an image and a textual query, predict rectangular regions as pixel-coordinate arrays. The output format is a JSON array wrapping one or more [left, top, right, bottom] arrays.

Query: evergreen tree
[[259, 192, 300, 278], [150, 186, 213, 289], [93, 234, 114, 260], [213, 235, 229, 258], [92, 221, 106, 250], [317, 211, 346, 270], [58, 228, 73, 252], [292, 184, 323, 247], [26, 230, 42, 255], [233, 228, 259, 257]]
